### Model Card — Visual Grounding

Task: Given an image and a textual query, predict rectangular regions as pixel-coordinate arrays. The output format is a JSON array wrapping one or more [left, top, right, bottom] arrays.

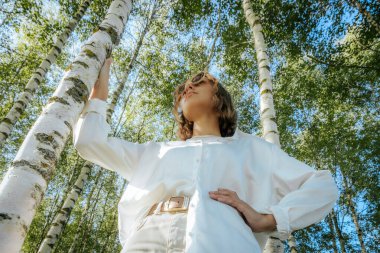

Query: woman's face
[[179, 78, 216, 121]]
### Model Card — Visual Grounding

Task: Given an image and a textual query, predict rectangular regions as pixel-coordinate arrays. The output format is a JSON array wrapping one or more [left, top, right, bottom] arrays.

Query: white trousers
[[121, 211, 188, 253]]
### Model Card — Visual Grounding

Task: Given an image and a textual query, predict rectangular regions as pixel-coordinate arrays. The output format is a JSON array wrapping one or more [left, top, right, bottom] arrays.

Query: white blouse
[[73, 98, 340, 252]]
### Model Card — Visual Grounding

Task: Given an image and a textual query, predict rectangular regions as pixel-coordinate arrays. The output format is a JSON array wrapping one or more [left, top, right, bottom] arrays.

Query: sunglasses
[[183, 71, 217, 91], [190, 71, 208, 84]]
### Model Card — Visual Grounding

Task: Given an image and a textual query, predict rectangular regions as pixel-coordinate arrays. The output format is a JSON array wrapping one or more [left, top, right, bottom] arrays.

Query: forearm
[[89, 58, 112, 101], [89, 80, 108, 101], [238, 202, 277, 233]]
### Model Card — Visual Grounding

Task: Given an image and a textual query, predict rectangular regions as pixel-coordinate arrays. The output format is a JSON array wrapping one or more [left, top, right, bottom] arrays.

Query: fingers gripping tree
[[0, 0, 133, 251]]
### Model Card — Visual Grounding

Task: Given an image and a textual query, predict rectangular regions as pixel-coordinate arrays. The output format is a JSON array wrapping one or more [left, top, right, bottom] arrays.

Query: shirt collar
[[186, 127, 241, 142]]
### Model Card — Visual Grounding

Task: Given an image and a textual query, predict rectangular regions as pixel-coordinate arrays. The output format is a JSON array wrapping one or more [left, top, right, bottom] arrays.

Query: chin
[[182, 111, 194, 122]]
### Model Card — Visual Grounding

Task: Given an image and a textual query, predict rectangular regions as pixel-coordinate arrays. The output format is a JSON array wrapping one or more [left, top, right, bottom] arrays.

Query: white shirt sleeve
[[72, 98, 147, 181], [268, 144, 340, 240]]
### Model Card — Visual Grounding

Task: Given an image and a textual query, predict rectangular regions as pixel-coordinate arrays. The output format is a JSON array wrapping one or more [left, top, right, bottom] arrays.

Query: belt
[[144, 195, 191, 218]]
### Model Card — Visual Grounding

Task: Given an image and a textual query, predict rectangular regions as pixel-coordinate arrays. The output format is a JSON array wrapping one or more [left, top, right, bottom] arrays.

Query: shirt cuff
[[81, 98, 108, 119], [268, 204, 291, 241]]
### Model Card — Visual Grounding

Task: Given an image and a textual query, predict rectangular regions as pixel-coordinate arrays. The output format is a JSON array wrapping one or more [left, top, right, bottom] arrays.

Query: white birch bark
[[242, 0, 286, 252], [0, 0, 92, 148], [37, 3, 158, 250], [0, 1, 133, 251], [242, 0, 280, 146], [37, 163, 92, 253]]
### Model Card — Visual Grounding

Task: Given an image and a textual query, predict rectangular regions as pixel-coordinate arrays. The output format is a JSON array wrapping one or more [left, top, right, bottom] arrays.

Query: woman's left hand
[[209, 188, 277, 233]]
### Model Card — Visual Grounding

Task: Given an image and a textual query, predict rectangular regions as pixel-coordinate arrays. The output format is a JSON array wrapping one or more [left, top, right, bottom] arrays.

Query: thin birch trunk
[[37, 4, 157, 249], [67, 170, 103, 253], [327, 213, 339, 253], [100, 210, 119, 252], [87, 174, 116, 252], [331, 209, 346, 253], [342, 175, 367, 253], [99, 180, 127, 252], [37, 162, 92, 252], [35, 156, 81, 250], [35, 187, 62, 251], [108, 0, 159, 116], [241, 0, 280, 145], [0, 0, 92, 148], [242, 0, 285, 252], [79, 177, 107, 252], [203, 2, 221, 73], [0, 1, 133, 251], [114, 70, 140, 133]]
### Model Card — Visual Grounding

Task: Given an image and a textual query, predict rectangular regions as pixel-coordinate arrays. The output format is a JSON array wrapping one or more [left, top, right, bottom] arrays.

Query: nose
[[183, 82, 194, 95]]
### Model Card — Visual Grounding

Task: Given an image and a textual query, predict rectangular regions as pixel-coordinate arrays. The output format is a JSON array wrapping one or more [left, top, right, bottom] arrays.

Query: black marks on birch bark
[[12, 160, 50, 181], [47, 96, 70, 105], [83, 49, 99, 61], [34, 78, 41, 85], [260, 89, 272, 96], [53, 45, 61, 54], [64, 121, 72, 132], [104, 45, 112, 58], [31, 183, 44, 209], [99, 25, 120, 45], [64, 77, 89, 103], [72, 61, 89, 69], [0, 213, 13, 221]]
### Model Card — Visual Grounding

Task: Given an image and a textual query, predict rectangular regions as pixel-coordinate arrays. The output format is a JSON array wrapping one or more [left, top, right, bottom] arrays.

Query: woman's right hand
[[89, 57, 113, 101]]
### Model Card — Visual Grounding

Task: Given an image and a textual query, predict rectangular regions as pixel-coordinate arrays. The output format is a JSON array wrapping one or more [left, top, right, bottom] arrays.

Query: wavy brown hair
[[172, 71, 237, 141]]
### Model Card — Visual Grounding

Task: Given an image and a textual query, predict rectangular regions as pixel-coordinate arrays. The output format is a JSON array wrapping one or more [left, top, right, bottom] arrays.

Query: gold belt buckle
[[160, 196, 190, 213]]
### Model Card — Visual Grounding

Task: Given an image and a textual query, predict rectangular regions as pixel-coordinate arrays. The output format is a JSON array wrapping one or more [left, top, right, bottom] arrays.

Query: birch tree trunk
[[87, 174, 115, 252], [241, 0, 280, 146], [79, 177, 107, 251], [67, 170, 103, 253], [242, 0, 287, 252], [108, 0, 159, 115], [0, 0, 92, 149], [342, 175, 367, 253], [99, 180, 126, 253], [203, 2, 221, 73], [35, 186, 63, 250], [0, 1, 133, 251], [331, 209, 346, 253], [327, 213, 339, 253], [37, 162, 92, 252], [37, 3, 158, 250]]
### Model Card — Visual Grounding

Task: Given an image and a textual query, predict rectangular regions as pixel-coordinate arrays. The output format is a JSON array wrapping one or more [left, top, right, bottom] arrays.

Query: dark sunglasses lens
[[191, 72, 204, 83]]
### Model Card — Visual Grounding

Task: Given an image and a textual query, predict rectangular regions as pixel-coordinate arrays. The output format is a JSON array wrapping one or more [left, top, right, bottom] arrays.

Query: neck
[[192, 114, 221, 137]]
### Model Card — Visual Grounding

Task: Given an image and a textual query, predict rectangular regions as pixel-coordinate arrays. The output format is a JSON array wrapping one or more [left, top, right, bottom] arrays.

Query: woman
[[73, 57, 340, 252]]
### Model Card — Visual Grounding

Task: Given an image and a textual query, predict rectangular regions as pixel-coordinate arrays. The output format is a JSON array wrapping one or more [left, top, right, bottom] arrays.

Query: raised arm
[[268, 144, 340, 240], [73, 98, 149, 181], [72, 57, 148, 181]]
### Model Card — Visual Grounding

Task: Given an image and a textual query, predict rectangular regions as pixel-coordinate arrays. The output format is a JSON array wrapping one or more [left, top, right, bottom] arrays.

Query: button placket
[[193, 141, 203, 182]]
